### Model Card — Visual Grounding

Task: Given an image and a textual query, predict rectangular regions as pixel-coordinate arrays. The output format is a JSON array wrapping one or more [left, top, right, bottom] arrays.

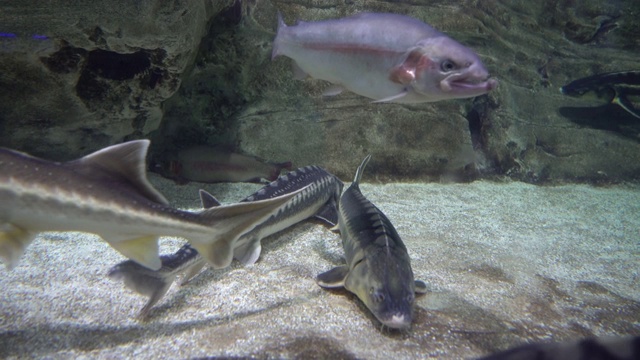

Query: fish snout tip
[[380, 313, 412, 329]]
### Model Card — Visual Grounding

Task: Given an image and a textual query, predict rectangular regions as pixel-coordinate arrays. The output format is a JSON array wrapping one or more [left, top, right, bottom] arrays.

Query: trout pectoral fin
[[107, 235, 161, 271], [414, 280, 428, 294], [316, 265, 349, 288], [322, 85, 345, 97], [372, 91, 409, 103], [0, 224, 36, 270]]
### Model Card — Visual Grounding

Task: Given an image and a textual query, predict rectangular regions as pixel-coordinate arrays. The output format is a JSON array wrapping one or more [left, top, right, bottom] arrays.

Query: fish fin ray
[[107, 235, 161, 271], [316, 265, 349, 288], [322, 85, 345, 97], [291, 61, 308, 80], [108, 260, 176, 317], [199, 189, 221, 208], [0, 224, 36, 270], [235, 240, 262, 265], [76, 140, 168, 205], [414, 280, 429, 294], [612, 93, 640, 119], [353, 155, 372, 185], [179, 259, 207, 285], [313, 201, 339, 228], [372, 91, 409, 103], [191, 187, 304, 268]]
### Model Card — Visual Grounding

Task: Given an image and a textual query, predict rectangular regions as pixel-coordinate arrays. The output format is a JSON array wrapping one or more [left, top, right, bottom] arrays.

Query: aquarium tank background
[[0, 0, 639, 359]]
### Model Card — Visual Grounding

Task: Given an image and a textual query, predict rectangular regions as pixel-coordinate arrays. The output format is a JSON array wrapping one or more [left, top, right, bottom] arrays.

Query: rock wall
[[1, 0, 639, 183], [0, 0, 233, 159]]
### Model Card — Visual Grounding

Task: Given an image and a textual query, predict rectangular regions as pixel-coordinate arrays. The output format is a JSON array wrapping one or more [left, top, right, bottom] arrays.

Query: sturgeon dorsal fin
[[316, 265, 349, 288], [353, 155, 372, 185], [75, 140, 169, 205], [199, 189, 222, 208]]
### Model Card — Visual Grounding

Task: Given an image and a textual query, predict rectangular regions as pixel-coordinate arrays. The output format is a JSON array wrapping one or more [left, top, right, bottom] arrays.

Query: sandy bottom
[[1, 175, 639, 359]]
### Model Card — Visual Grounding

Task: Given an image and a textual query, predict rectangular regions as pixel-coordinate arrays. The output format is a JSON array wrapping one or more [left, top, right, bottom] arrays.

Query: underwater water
[[1, 0, 639, 359]]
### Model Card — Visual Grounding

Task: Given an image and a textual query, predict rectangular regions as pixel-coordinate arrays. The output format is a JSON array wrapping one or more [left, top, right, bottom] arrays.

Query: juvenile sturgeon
[[316, 155, 427, 329], [560, 71, 640, 119], [0, 140, 301, 271], [272, 12, 497, 103], [108, 165, 343, 316]]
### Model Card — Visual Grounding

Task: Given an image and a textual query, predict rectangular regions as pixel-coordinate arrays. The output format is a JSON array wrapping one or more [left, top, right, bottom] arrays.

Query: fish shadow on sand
[[559, 103, 640, 141], [0, 300, 296, 358]]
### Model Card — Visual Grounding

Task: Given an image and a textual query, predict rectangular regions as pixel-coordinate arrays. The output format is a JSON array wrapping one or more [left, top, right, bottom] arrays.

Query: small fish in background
[[476, 335, 640, 360], [560, 71, 640, 119], [109, 165, 343, 316], [152, 145, 292, 184], [272, 12, 497, 103], [0, 140, 302, 271], [316, 155, 428, 330]]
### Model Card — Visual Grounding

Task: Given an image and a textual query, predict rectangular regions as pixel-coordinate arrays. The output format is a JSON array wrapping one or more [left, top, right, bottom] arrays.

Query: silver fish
[[272, 12, 497, 103], [316, 155, 427, 329], [0, 140, 302, 271], [108, 165, 343, 316]]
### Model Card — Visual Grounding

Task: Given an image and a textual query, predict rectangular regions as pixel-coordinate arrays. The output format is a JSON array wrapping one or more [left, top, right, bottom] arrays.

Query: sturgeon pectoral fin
[[192, 239, 234, 269], [108, 260, 174, 317], [107, 235, 161, 271], [316, 265, 349, 288], [414, 280, 428, 294], [179, 258, 207, 285], [234, 240, 262, 266], [0, 224, 36, 270], [612, 94, 640, 119], [313, 202, 339, 228]]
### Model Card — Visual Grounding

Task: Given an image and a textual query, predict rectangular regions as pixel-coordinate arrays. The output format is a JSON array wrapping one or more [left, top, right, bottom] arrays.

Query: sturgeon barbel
[[272, 12, 497, 103], [0, 140, 302, 271], [316, 155, 427, 329], [108, 165, 343, 316]]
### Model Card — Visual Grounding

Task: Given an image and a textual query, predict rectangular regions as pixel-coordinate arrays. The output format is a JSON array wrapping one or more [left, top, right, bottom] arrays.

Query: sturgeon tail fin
[[189, 186, 307, 269], [353, 155, 372, 186]]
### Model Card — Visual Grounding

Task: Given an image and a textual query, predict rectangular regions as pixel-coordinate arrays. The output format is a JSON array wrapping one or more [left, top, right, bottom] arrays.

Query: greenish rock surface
[[1, 1, 639, 182]]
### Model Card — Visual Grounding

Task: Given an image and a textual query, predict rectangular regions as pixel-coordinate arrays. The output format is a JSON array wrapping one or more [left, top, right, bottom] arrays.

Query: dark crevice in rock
[[40, 44, 87, 73], [85, 49, 151, 81]]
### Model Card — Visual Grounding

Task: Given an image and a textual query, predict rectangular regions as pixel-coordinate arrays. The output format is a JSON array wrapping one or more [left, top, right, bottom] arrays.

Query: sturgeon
[[272, 12, 497, 103], [560, 71, 640, 119], [108, 165, 343, 316], [316, 155, 427, 329], [154, 145, 292, 184], [0, 140, 302, 271]]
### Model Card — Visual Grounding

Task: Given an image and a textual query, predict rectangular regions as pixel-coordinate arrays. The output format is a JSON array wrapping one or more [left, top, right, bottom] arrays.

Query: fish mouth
[[378, 313, 412, 329], [441, 73, 498, 96]]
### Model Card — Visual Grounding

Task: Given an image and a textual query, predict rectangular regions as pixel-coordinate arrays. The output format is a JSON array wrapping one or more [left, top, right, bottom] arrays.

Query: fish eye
[[440, 59, 457, 72]]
